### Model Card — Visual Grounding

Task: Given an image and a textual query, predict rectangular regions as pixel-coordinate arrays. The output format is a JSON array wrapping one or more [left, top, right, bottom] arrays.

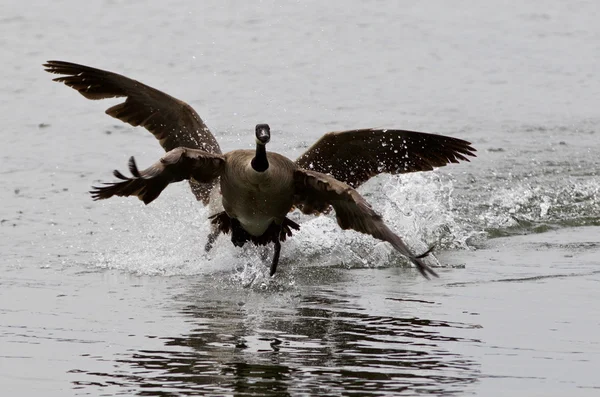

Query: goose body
[[220, 150, 295, 236], [44, 60, 478, 278]]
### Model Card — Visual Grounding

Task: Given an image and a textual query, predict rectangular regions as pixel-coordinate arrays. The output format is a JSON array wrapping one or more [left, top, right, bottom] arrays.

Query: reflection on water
[[71, 277, 481, 396]]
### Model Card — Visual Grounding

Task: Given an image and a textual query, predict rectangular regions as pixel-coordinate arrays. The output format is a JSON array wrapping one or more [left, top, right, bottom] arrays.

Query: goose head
[[255, 124, 271, 145]]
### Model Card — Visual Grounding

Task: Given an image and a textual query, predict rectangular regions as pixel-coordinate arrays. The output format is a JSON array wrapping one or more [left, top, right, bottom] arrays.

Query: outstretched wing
[[91, 148, 225, 205], [295, 128, 476, 188], [293, 169, 438, 279], [44, 60, 222, 204]]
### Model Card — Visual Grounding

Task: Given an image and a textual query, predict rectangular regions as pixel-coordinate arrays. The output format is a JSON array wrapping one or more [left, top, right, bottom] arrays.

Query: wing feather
[[44, 60, 222, 204], [293, 169, 438, 279], [91, 148, 225, 205], [295, 128, 476, 188]]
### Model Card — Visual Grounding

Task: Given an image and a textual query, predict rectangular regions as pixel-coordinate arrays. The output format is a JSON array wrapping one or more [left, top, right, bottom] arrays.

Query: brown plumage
[[45, 60, 477, 278], [90, 125, 451, 278], [295, 128, 476, 188], [43, 60, 221, 205]]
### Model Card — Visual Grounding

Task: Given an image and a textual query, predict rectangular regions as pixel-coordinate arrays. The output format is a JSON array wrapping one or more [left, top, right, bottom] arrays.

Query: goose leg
[[270, 239, 281, 277]]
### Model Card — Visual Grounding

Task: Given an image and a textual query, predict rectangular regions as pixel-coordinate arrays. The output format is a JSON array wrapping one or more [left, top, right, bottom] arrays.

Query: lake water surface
[[2, 1, 599, 395]]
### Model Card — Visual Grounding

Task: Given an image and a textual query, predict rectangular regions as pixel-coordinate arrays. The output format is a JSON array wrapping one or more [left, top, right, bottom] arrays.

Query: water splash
[[469, 177, 600, 238], [90, 173, 469, 279], [89, 167, 599, 280]]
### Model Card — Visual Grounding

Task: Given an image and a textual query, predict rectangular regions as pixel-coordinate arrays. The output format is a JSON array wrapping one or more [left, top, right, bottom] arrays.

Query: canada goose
[[90, 123, 474, 278], [44, 60, 477, 277]]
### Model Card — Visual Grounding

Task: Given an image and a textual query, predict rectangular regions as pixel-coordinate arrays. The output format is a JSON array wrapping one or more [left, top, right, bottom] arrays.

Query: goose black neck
[[251, 143, 269, 172]]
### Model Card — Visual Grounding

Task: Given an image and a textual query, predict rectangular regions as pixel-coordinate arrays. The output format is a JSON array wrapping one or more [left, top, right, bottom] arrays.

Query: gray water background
[[1, 0, 599, 395]]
